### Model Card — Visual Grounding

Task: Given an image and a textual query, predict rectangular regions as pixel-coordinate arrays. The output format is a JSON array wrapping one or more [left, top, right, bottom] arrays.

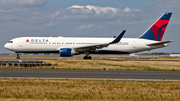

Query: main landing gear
[[83, 51, 92, 59], [16, 53, 20, 59], [83, 56, 92, 59]]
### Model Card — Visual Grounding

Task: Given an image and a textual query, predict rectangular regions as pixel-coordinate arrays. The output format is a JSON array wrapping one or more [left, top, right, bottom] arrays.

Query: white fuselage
[[4, 36, 166, 54], [4, 12, 172, 58]]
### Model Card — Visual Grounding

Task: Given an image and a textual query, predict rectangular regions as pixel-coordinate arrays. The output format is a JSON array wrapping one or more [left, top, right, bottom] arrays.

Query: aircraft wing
[[147, 41, 173, 46], [73, 30, 126, 52]]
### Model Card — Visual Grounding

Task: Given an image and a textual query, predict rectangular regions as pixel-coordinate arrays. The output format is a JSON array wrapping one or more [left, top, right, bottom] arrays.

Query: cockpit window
[[9, 41, 13, 43]]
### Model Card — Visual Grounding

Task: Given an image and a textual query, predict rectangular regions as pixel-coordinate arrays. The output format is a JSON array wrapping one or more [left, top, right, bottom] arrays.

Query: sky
[[0, 0, 180, 53]]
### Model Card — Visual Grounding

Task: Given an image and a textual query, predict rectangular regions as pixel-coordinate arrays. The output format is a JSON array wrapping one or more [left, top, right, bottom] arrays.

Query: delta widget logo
[[151, 20, 169, 41], [26, 39, 29, 42], [26, 39, 49, 42]]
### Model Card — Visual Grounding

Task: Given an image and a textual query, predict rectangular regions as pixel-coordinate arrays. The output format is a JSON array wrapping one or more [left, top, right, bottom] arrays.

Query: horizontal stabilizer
[[147, 41, 173, 46]]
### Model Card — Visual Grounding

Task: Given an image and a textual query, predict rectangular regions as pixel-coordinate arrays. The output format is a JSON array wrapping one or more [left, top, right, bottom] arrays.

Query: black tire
[[83, 56, 88, 59], [88, 56, 92, 59], [84, 56, 92, 59], [16, 56, 20, 59]]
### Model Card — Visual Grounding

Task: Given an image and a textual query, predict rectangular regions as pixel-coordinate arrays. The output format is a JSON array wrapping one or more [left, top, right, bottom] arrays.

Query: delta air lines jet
[[4, 12, 173, 59]]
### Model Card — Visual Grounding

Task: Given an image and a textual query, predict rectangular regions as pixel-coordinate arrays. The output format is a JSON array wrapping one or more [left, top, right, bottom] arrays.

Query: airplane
[[4, 12, 173, 59]]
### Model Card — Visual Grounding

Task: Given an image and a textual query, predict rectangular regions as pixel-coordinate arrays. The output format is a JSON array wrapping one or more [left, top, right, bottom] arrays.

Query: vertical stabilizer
[[139, 12, 172, 41]]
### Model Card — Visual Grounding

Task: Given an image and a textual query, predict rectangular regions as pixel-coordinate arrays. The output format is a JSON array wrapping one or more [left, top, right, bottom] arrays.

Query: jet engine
[[59, 48, 78, 57]]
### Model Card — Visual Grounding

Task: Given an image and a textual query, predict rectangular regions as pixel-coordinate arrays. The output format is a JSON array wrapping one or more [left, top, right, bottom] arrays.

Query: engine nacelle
[[60, 48, 72, 57], [59, 48, 78, 57]]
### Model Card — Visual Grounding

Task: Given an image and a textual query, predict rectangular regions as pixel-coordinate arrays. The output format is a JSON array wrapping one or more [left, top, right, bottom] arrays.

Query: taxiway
[[0, 69, 179, 81]]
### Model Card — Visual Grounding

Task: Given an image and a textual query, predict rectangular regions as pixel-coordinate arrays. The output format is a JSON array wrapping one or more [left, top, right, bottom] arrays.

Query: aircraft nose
[[4, 43, 11, 49]]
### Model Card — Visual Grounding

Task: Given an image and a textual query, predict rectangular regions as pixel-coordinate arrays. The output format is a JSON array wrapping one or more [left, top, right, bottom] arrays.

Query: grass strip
[[0, 78, 180, 100], [1, 60, 180, 71]]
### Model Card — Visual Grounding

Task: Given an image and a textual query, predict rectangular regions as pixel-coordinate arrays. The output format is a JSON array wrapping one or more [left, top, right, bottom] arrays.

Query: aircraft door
[[19, 42, 23, 47], [132, 41, 136, 48]]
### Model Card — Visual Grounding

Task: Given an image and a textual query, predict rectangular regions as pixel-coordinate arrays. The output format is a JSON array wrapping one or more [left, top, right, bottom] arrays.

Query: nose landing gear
[[16, 53, 20, 59]]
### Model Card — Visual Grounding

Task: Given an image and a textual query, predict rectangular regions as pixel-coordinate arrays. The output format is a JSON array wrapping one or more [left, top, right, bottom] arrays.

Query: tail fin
[[139, 12, 172, 41]]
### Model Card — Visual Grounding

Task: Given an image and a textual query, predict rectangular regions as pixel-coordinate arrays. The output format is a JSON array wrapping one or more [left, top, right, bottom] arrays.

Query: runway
[[0, 69, 179, 81]]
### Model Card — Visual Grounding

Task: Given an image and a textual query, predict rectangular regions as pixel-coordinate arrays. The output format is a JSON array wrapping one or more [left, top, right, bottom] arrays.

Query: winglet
[[110, 30, 126, 44]]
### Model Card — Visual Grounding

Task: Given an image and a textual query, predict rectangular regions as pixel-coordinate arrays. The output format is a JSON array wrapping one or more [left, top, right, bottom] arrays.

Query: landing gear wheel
[[16, 56, 20, 59], [83, 56, 88, 59], [83, 56, 92, 59], [16, 53, 20, 59], [88, 56, 92, 59], [84, 51, 92, 59]]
